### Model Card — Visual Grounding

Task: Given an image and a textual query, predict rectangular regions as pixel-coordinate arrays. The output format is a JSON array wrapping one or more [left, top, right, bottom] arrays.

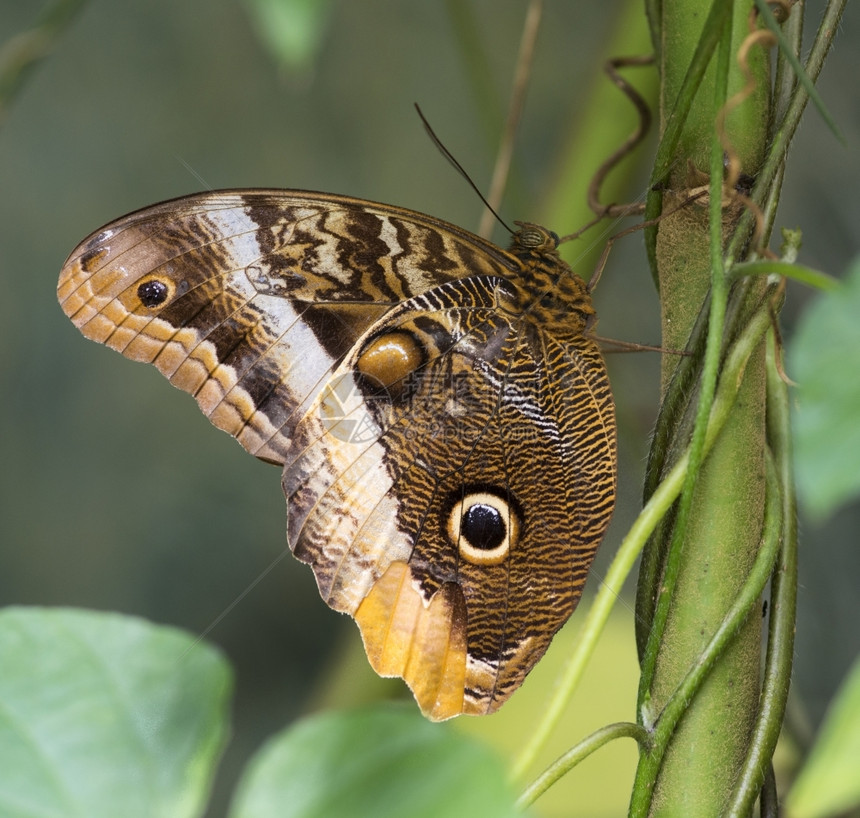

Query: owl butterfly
[[58, 190, 617, 720]]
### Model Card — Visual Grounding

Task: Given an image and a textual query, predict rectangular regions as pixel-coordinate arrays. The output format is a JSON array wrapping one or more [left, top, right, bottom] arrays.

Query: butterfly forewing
[[59, 191, 517, 463], [58, 189, 617, 719]]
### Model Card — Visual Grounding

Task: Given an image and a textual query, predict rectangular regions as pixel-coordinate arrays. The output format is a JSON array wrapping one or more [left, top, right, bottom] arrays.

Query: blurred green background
[[1, 1, 858, 815]]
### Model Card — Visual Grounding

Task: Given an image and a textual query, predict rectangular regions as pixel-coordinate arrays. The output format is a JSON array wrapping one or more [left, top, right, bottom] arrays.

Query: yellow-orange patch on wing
[[355, 560, 467, 721]]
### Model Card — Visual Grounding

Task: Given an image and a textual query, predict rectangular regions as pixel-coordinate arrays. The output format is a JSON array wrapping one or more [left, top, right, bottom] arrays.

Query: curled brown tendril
[[586, 55, 654, 220]]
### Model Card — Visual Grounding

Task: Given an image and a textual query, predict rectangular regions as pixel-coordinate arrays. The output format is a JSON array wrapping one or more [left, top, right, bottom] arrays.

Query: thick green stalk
[[631, 0, 772, 813]]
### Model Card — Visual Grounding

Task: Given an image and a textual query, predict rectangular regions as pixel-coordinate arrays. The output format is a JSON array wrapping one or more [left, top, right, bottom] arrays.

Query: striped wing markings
[[60, 193, 521, 465]]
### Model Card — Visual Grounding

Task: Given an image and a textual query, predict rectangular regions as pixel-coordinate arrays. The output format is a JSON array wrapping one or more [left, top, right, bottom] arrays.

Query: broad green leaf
[[788, 256, 860, 519], [242, 0, 334, 72], [785, 655, 860, 818], [0, 607, 231, 818], [229, 705, 521, 818]]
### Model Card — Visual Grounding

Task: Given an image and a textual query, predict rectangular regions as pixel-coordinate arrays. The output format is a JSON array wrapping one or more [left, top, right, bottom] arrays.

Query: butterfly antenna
[[414, 104, 514, 235]]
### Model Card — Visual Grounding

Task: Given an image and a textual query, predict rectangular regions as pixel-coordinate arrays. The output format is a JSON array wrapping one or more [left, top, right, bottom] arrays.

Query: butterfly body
[[59, 190, 616, 719]]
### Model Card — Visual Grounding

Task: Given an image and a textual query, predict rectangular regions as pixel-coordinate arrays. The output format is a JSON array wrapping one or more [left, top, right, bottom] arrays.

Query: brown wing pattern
[[58, 191, 616, 719]]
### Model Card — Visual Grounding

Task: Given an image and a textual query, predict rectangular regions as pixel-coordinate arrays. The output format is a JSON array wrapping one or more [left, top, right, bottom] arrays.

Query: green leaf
[[242, 0, 334, 72], [0, 607, 231, 818], [229, 705, 521, 818], [785, 655, 860, 818], [788, 256, 860, 519]]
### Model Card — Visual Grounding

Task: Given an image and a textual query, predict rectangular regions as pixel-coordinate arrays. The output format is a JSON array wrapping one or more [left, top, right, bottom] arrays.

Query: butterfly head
[[507, 222, 594, 329], [511, 221, 561, 256]]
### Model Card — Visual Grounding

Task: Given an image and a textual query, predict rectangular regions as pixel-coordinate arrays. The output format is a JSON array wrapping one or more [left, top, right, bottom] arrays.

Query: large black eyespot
[[461, 503, 506, 551], [446, 489, 522, 566], [137, 278, 170, 308]]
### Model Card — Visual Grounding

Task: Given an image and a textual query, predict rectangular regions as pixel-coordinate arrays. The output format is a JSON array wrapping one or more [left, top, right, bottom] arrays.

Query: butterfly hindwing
[[58, 190, 617, 719]]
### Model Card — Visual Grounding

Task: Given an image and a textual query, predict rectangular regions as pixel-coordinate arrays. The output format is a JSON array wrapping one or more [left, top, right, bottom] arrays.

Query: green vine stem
[[510, 0, 845, 808], [723, 331, 798, 816], [638, 0, 846, 644], [631, 0, 772, 795], [729, 260, 838, 292], [629, 0, 845, 811], [635, 4, 735, 712], [642, 0, 731, 287], [630, 444, 783, 817], [516, 722, 648, 809]]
